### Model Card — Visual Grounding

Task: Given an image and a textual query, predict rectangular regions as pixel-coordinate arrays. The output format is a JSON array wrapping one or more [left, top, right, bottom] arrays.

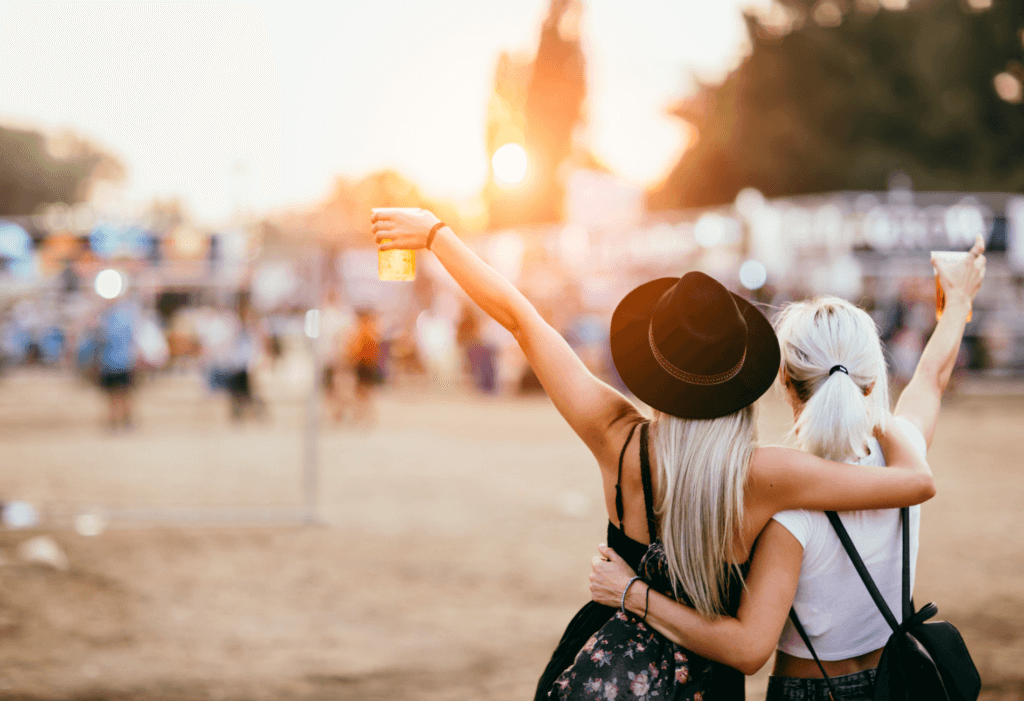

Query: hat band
[[648, 324, 747, 386]]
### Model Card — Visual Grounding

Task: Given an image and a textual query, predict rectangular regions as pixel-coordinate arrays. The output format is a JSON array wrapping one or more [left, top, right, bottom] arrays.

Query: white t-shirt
[[772, 416, 928, 660]]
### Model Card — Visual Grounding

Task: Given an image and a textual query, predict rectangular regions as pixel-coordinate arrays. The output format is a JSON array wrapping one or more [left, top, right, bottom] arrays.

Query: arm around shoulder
[[749, 430, 935, 515], [616, 520, 803, 675]]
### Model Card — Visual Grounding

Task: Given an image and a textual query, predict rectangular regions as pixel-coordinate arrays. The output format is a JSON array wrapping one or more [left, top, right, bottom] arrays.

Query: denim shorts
[[765, 668, 877, 701]]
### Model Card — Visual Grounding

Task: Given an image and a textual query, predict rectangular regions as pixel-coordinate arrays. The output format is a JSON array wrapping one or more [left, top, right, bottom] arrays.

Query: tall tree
[[651, 0, 1024, 210], [0, 126, 123, 216], [523, 0, 587, 223]]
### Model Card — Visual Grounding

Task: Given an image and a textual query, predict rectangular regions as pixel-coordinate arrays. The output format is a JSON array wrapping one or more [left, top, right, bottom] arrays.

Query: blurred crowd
[[1, 251, 1019, 437]]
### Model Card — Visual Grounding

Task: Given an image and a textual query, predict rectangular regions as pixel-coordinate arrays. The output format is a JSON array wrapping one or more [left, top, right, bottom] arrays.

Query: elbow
[[919, 474, 937, 502], [733, 637, 774, 676], [735, 648, 773, 676], [735, 659, 759, 677], [904, 473, 936, 506]]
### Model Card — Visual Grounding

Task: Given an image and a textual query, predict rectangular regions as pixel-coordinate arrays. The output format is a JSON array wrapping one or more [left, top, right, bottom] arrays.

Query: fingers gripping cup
[[931, 251, 973, 322], [372, 208, 417, 281]]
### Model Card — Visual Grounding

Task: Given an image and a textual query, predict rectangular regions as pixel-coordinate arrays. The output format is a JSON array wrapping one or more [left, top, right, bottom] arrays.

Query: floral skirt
[[548, 543, 712, 701]]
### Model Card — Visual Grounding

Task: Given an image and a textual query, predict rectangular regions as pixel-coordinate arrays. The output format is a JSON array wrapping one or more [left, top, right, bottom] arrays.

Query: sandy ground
[[0, 362, 1022, 701]]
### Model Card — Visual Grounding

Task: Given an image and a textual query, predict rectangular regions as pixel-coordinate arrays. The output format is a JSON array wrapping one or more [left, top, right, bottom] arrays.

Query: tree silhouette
[[651, 0, 1024, 210], [0, 126, 123, 216], [486, 0, 587, 228]]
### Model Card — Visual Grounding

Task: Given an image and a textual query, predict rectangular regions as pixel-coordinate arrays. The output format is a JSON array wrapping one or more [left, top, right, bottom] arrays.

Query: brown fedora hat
[[610, 271, 780, 419]]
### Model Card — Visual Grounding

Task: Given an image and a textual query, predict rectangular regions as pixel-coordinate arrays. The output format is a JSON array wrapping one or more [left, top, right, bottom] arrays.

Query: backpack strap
[[903, 507, 913, 622], [825, 510, 901, 631], [786, 509, 912, 701], [787, 608, 846, 701]]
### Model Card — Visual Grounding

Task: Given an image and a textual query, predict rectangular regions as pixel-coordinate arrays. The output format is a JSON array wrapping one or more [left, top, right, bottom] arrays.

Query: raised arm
[[371, 208, 639, 462], [590, 520, 803, 675], [894, 234, 986, 449], [749, 417, 934, 515]]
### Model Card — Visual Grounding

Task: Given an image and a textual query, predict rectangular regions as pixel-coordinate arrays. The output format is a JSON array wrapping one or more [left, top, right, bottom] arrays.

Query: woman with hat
[[370, 208, 934, 700], [588, 238, 986, 701]]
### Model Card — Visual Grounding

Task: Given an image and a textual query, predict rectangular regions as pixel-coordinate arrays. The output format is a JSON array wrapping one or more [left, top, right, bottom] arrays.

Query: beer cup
[[931, 251, 973, 322], [372, 208, 417, 281]]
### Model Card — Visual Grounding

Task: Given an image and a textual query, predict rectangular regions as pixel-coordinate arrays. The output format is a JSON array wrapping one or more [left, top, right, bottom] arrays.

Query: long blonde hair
[[774, 297, 890, 461], [652, 404, 757, 618]]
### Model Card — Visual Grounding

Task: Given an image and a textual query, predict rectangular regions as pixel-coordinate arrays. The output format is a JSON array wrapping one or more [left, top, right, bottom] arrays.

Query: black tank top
[[534, 420, 746, 701]]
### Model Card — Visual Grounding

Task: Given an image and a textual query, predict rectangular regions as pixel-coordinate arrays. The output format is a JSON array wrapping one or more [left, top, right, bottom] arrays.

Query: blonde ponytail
[[774, 298, 890, 462]]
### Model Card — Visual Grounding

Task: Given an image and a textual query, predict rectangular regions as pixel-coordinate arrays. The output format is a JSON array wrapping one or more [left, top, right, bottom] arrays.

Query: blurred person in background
[[222, 296, 264, 422], [320, 289, 356, 422], [95, 294, 140, 430], [347, 308, 383, 426], [589, 236, 986, 701], [415, 299, 459, 390], [456, 303, 496, 393], [195, 302, 236, 400], [371, 208, 935, 701]]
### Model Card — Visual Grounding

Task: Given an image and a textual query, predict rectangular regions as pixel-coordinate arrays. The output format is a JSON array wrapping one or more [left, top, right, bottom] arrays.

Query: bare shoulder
[[594, 405, 649, 475], [745, 445, 809, 507], [749, 445, 800, 477]]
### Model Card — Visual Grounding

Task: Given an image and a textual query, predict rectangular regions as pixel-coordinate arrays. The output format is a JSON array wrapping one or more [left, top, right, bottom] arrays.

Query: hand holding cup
[[931, 233, 986, 321], [371, 207, 441, 252]]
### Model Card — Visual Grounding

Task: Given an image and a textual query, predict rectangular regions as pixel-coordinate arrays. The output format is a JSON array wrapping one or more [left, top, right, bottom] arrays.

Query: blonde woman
[[590, 237, 985, 701], [370, 208, 935, 701]]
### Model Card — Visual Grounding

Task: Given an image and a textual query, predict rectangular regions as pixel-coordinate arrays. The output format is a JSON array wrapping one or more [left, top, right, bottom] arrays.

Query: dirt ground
[[0, 363, 1022, 701]]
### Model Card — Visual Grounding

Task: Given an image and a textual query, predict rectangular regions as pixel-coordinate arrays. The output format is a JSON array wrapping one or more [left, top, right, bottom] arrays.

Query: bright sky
[[0, 1, 767, 227]]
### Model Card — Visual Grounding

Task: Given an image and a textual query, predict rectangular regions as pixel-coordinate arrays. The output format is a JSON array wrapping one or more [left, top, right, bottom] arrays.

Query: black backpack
[[788, 508, 981, 701]]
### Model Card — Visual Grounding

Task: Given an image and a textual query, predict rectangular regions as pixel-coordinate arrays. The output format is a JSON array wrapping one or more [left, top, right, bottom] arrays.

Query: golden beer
[[931, 251, 972, 322], [373, 207, 418, 281], [378, 243, 416, 281]]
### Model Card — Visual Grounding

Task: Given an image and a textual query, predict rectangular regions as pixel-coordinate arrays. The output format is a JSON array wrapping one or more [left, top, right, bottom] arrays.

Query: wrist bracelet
[[621, 576, 642, 614], [427, 222, 445, 250], [642, 583, 651, 622]]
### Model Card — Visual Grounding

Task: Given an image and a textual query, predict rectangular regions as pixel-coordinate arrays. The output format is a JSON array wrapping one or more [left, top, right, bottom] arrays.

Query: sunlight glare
[[492, 143, 528, 188]]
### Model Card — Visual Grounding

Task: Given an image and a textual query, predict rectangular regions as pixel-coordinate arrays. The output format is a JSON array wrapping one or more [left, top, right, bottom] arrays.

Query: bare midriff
[[773, 647, 884, 679]]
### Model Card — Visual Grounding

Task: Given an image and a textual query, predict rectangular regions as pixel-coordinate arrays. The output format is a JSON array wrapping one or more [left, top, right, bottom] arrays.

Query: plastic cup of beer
[[931, 251, 972, 322], [372, 208, 417, 281]]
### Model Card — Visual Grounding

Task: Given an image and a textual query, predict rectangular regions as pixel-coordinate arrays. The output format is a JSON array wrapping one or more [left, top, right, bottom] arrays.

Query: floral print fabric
[[548, 543, 712, 700]]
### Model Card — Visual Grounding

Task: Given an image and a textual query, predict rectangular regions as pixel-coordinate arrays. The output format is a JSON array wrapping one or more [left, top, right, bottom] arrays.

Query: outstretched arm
[[590, 520, 802, 675], [371, 208, 639, 462], [895, 234, 986, 449]]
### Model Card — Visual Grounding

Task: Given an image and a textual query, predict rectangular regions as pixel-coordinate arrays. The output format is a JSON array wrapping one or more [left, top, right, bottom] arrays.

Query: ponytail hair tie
[[829, 364, 849, 377]]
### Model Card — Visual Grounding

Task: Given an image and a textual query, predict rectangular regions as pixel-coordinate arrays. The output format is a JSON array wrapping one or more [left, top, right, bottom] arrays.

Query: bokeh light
[[994, 72, 1023, 104], [492, 143, 528, 187], [94, 269, 124, 299], [739, 260, 768, 290], [304, 309, 320, 339]]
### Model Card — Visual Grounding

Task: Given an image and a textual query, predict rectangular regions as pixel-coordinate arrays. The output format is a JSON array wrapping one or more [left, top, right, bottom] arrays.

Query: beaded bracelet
[[621, 576, 642, 614], [427, 222, 445, 250]]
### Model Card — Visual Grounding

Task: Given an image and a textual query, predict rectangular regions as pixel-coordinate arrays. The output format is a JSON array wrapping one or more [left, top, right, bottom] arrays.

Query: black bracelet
[[427, 222, 445, 250], [642, 583, 650, 622]]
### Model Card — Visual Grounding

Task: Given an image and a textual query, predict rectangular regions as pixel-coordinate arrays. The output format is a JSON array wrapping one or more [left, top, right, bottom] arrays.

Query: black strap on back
[[825, 510, 904, 632], [787, 608, 843, 701], [614, 422, 640, 529], [788, 508, 911, 701], [902, 508, 912, 622], [638, 422, 658, 542], [614, 421, 657, 543]]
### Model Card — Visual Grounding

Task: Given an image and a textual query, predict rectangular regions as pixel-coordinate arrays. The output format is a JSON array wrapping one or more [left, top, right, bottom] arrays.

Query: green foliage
[[651, 0, 1024, 210], [0, 126, 123, 216]]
